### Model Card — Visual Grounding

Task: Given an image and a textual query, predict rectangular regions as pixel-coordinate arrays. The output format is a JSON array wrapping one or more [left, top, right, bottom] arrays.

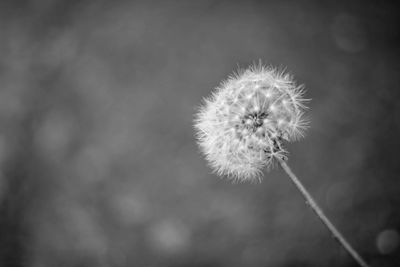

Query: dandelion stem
[[278, 157, 370, 267]]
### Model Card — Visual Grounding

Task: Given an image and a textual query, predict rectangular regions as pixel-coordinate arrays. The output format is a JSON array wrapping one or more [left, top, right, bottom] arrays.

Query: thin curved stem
[[278, 157, 370, 267]]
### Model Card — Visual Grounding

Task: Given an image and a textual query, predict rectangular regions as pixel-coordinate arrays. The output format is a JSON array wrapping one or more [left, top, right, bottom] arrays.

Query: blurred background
[[0, 0, 399, 266]]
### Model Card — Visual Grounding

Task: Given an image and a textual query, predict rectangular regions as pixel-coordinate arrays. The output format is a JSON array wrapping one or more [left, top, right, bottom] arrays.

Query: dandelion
[[194, 62, 370, 267], [194, 63, 307, 182]]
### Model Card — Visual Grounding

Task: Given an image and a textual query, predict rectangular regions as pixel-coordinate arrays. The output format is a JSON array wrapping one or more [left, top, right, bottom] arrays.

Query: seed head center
[[244, 112, 268, 129]]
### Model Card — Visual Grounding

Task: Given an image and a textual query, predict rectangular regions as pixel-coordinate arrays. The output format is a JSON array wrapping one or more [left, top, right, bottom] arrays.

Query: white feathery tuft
[[194, 63, 309, 182]]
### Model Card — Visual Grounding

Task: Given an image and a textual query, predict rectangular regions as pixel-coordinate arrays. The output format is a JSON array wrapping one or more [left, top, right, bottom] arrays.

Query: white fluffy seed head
[[194, 63, 309, 182]]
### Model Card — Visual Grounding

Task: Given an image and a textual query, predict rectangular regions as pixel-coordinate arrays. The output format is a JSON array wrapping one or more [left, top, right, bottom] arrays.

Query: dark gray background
[[0, 1, 399, 266]]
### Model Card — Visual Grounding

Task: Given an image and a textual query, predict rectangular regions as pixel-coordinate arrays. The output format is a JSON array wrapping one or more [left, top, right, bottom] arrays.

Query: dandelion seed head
[[194, 63, 309, 182]]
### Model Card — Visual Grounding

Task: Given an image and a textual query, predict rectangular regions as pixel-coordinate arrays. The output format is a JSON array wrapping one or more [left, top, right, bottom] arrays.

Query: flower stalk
[[278, 157, 370, 267]]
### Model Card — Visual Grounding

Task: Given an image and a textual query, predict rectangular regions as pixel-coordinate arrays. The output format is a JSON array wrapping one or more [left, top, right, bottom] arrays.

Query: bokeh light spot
[[147, 219, 191, 255], [376, 229, 399, 255], [331, 14, 367, 53]]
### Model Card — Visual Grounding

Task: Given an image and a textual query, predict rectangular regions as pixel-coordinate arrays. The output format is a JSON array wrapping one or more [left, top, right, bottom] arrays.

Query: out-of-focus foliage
[[0, 1, 399, 266]]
